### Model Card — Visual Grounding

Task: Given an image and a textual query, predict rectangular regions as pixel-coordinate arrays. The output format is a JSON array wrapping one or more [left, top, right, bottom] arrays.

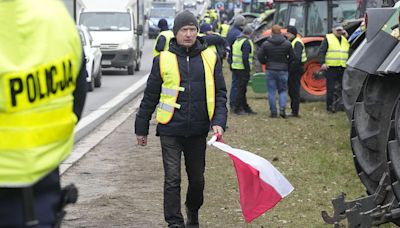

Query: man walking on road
[[257, 25, 295, 118], [0, 0, 87, 226], [135, 10, 227, 228], [153, 18, 174, 57], [319, 23, 349, 113], [286, 26, 307, 117]]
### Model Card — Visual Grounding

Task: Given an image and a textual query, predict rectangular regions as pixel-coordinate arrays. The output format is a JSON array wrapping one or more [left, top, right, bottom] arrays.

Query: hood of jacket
[[168, 36, 208, 57], [267, 34, 286, 45]]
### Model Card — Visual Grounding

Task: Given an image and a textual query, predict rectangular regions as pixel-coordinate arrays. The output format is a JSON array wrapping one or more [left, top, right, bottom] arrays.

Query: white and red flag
[[208, 135, 294, 223]]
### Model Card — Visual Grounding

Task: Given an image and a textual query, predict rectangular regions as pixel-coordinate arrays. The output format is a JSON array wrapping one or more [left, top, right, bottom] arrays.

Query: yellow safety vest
[[220, 24, 230, 38], [325, 33, 350, 67], [156, 48, 216, 124], [231, 37, 254, 70], [153, 30, 174, 57], [291, 37, 307, 63], [0, 0, 82, 187]]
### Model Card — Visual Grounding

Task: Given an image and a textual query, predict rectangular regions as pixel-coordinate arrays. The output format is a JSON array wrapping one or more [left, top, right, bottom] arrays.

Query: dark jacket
[[290, 40, 304, 72], [135, 37, 227, 137], [257, 34, 295, 71], [73, 54, 88, 121], [203, 33, 228, 60], [226, 25, 242, 64]]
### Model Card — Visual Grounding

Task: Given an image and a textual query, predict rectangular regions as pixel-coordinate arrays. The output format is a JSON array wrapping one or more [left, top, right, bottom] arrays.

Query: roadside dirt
[[62, 116, 165, 228]]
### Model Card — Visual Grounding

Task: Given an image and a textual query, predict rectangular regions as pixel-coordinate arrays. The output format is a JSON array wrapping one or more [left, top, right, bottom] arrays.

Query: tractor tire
[[351, 74, 400, 194], [387, 97, 400, 200], [342, 66, 368, 120]]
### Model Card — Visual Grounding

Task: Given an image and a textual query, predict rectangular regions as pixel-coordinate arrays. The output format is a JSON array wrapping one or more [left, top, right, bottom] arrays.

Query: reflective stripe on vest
[[156, 48, 216, 124], [231, 38, 254, 70], [291, 37, 307, 63], [325, 33, 350, 67], [153, 30, 174, 57], [220, 24, 230, 38], [0, 0, 82, 187]]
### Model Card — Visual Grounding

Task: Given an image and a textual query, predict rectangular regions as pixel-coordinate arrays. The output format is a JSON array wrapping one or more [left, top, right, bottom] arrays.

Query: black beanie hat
[[286, 26, 297, 36], [173, 10, 198, 35]]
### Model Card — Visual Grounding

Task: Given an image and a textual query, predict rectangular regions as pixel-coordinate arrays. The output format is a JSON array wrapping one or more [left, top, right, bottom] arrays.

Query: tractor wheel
[[342, 66, 368, 120], [387, 97, 400, 200], [300, 59, 326, 102], [351, 74, 400, 194]]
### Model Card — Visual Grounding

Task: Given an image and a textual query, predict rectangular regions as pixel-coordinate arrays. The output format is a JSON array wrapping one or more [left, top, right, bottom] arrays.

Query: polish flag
[[208, 136, 294, 223]]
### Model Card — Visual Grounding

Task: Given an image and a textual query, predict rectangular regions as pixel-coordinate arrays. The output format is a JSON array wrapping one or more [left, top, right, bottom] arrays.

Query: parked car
[[196, 0, 204, 4], [78, 25, 102, 91]]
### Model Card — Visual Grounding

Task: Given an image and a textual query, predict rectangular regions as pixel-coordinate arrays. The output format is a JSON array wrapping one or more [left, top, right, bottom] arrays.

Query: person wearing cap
[[286, 26, 307, 117], [231, 25, 257, 115], [227, 15, 246, 110], [153, 18, 174, 57], [199, 23, 228, 62], [257, 24, 295, 118], [319, 23, 350, 113], [135, 10, 227, 228]]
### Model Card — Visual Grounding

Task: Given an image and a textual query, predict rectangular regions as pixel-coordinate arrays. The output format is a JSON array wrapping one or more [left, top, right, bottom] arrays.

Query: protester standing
[[231, 26, 256, 115], [153, 18, 174, 57], [286, 26, 307, 117], [0, 0, 87, 226], [319, 24, 350, 113], [257, 25, 295, 118], [227, 15, 246, 110], [135, 10, 227, 228]]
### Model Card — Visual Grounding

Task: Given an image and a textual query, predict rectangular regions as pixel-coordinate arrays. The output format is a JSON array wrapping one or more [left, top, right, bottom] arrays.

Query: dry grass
[[193, 64, 397, 227]]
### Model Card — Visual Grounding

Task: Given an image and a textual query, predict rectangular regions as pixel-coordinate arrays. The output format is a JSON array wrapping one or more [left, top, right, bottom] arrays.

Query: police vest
[[231, 37, 254, 70], [219, 24, 230, 38], [291, 37, 307, 63], [156, 48, 216, 124], [325, 33, 350, 67], [153, 30, 174, 57], [0, 0, 82, 187]]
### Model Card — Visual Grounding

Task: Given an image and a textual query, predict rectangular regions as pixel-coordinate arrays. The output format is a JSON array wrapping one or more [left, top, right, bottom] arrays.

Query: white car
[[78, 25, 102, 91]]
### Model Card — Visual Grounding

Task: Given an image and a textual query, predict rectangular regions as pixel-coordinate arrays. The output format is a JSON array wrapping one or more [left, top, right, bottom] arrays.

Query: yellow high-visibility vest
[[291, 37, 307, 63], [156, 48, 216, 124], [220, 24, 230, 38], [153, 30, 174, 57], [0, 0, 82, 187], [325, 33, 350, 67], [231, 37, 254, 70]]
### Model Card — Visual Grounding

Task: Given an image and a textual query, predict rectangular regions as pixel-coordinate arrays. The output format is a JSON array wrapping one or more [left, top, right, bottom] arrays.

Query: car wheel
[[128, 65, 134, 75], [135, 60, 140, 71], [94, 69, 102, 88]]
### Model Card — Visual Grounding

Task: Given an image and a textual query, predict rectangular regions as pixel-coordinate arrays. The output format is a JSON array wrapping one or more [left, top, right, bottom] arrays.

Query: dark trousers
[[326, 67, 344, 111], [233, 69, 250, 111], [229, 70, 239, 108], [0, 168, 61, 228], [288, 67, 303, 115], [160, 135, 206, 226]]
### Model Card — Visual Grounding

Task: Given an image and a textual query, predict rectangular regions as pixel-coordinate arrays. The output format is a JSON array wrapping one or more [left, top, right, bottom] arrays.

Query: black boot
[[186, 207, 199, 228], [244, 106, 257, 115], [279, 109, 286, 118]]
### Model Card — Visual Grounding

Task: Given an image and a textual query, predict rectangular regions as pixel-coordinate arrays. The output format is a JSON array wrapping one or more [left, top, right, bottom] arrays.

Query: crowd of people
[[143, 5, 351, 226]]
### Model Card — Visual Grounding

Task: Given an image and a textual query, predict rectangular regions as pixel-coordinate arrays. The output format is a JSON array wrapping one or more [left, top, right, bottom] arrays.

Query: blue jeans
[[266, 70, 288, 114], [229, 70, 239, 108]]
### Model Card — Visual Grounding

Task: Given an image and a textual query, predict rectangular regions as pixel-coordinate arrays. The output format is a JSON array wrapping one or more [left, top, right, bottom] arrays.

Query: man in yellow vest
[[231, 26, 257, 115], [135, 10, 227, 228], [286, 26, 307, 117], [0, 0, 87, 227], [153, 18, 174, 57], [319, 23, 349, 113], [219, 19, 230, 38]]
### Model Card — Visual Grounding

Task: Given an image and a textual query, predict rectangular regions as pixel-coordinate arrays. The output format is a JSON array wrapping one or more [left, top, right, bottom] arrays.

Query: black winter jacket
[[135, 37, 227, 137], [257, 34, 295, 71]]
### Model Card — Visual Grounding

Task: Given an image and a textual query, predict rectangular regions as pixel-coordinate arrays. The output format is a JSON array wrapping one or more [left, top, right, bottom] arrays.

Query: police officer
[[319, 23, 349, 113], [231, 26, 256, 115], [135, 10, 227, 228], [153, 18, 174, 57], [286, 26, 307, 117], [0, 0, 87, 227]]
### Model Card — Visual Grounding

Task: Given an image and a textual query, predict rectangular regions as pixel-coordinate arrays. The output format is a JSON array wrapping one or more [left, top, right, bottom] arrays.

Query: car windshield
[[150, 8, 175, 18], [79, 12, 131, 31]]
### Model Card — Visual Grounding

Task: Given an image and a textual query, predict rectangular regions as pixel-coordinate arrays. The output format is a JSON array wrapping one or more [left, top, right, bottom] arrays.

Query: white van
[[79, 3, 143, 75]]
